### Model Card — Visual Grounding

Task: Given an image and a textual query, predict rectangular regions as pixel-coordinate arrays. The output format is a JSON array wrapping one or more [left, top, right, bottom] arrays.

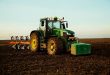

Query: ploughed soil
[[0, 38, 110, 75]]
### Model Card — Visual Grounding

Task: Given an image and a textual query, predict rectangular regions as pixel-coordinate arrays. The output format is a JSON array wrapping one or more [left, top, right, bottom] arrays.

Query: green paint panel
[[52, 29, 63, 37], [71, 43, 91, 55]]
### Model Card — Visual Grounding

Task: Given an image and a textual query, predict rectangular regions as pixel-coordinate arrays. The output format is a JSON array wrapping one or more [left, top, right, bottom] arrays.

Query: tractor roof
[[40, 17, 64, 22]]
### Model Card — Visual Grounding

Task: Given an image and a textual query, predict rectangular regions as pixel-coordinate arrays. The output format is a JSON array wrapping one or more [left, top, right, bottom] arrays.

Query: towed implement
[[30, 17, 91, 55], [9, 36, 30, 50]]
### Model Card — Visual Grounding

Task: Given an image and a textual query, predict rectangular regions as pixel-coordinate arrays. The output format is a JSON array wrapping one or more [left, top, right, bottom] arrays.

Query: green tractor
[[30, 17, 91, 55]]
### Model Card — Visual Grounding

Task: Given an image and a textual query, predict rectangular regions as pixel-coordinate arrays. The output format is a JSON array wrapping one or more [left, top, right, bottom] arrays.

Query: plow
[[0, 36, 30, 50], [10, 36, 30, 50]]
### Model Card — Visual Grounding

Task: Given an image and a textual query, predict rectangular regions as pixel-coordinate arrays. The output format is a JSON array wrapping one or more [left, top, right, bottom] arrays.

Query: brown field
[[0, 38, 110, 75]]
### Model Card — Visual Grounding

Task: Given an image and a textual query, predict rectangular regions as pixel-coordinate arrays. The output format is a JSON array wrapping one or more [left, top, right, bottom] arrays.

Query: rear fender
[[30, 30, 43, 37]]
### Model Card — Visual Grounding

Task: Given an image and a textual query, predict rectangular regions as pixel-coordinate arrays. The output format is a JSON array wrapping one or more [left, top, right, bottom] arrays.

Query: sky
[[0, 0, 110, 39]]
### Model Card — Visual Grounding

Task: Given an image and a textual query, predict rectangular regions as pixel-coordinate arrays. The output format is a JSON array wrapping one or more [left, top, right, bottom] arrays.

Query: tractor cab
[[40, 17, 68, 30], [39, 17, 68, 38]]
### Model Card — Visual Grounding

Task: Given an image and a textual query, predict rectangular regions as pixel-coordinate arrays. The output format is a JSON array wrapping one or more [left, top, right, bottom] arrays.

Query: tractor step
[[71, 43, 91, 55], [40, 43, 46, 49]]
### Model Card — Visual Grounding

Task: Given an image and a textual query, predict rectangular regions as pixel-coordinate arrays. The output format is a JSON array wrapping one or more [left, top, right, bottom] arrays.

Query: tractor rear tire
[[47, 37, 63, 55], [30, 32, 40, 52]]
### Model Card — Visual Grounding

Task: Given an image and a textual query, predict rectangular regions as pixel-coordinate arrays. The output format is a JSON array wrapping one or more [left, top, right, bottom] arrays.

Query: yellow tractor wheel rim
[[31, 39, 37, 51], [48, 40, 56, 55]]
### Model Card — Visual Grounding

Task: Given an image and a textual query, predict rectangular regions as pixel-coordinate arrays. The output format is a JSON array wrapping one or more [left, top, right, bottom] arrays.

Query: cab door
[[39, 20, 46, 37]]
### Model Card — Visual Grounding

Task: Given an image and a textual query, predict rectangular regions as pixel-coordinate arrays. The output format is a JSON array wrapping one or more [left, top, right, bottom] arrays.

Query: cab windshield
[[53, 21, 60, 29], [48, 21, 66, 29]]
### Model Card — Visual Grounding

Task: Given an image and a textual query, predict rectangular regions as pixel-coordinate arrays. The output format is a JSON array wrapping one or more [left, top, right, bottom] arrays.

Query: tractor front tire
[[47, 37, 63, 55], [30, 32, 40, 52]]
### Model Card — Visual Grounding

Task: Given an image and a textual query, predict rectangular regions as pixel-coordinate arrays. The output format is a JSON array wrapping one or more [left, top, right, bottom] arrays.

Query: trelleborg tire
[[47, 37, 63, 55], [30, 32, 40, 52]]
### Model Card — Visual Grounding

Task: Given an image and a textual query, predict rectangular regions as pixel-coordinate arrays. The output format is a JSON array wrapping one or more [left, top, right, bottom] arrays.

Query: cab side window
[[41, 21, 44, 26], [48, 22, 52, 29]]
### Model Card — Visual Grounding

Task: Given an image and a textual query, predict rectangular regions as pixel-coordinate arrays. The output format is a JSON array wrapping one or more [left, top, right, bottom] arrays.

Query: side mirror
[[66, 23, 68, 28]]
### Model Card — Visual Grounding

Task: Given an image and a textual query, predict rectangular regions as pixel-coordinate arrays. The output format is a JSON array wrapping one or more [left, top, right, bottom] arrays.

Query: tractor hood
[[52, 29, 75, 37], [64, 29, 75, 35]]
